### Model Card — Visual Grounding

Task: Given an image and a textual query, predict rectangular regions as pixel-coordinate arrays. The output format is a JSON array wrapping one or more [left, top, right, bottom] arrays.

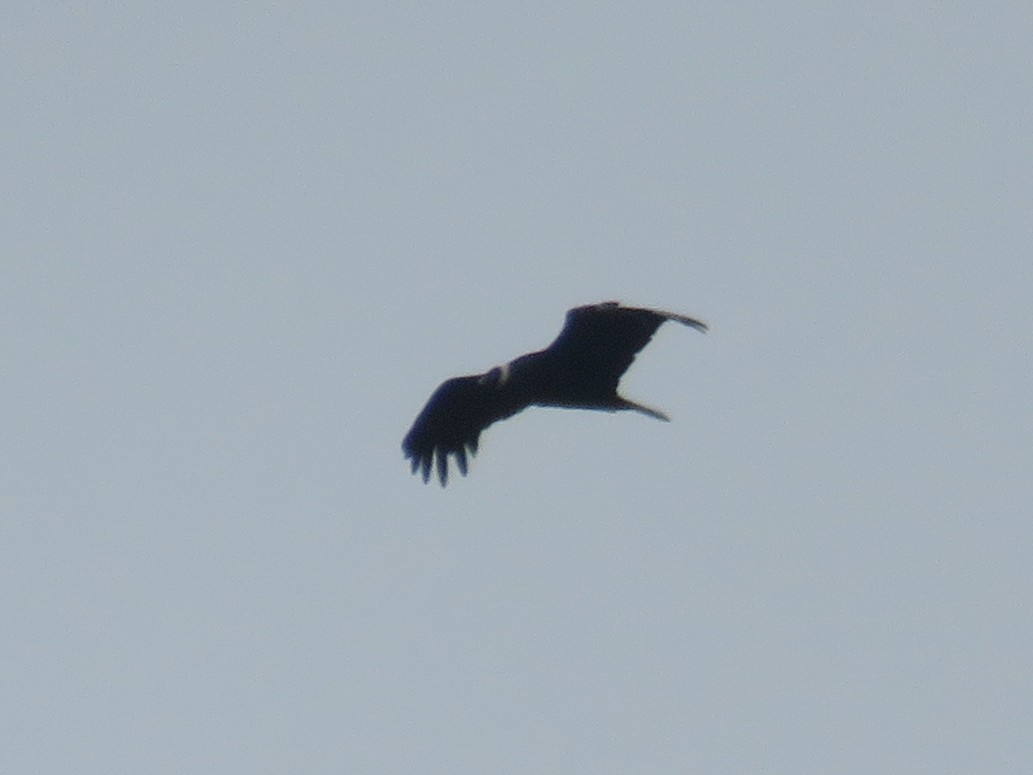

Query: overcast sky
[[4, 4, 1032, 772]]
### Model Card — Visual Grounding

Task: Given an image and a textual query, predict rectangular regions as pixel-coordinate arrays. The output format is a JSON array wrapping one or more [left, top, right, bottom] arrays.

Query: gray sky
[[4, 4, 1032, 772]]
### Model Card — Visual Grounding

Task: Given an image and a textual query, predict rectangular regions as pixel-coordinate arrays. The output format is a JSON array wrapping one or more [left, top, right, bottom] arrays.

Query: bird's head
[[477, 362, 511, 389]]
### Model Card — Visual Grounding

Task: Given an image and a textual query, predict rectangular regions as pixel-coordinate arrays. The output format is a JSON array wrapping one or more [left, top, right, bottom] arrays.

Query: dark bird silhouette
[[402, 301, 708, 485]]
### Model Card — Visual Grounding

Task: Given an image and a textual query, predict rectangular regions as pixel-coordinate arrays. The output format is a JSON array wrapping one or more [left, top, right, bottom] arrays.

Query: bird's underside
[[402, 301, 707, 485]]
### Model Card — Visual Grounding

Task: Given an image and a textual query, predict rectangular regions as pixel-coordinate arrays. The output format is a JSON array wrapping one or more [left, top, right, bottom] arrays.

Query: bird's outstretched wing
[[402, 374, 528, 486], [547, 301, 708, 393]]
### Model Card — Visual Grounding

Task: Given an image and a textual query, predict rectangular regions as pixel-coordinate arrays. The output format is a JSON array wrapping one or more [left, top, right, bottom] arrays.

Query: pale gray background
[[4, 4, 1032, 773]]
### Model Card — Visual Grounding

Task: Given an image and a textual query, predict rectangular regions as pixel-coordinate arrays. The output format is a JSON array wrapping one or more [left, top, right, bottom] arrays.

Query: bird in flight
[[402, 301, 708, 485]]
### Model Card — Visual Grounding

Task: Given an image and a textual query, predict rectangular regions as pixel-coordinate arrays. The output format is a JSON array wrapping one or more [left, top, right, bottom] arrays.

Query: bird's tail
[[619, 397, 670, 422]]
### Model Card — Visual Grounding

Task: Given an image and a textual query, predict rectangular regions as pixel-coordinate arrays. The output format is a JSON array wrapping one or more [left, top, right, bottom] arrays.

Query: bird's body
[[403, 301, 707, 485]]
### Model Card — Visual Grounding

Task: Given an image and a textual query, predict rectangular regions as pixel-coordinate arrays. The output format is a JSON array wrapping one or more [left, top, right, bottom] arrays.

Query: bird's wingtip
[[669, 312, 708, 333]]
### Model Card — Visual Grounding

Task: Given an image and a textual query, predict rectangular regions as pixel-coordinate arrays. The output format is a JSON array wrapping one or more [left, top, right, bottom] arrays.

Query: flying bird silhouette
[[402, 301, 708, 485]]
